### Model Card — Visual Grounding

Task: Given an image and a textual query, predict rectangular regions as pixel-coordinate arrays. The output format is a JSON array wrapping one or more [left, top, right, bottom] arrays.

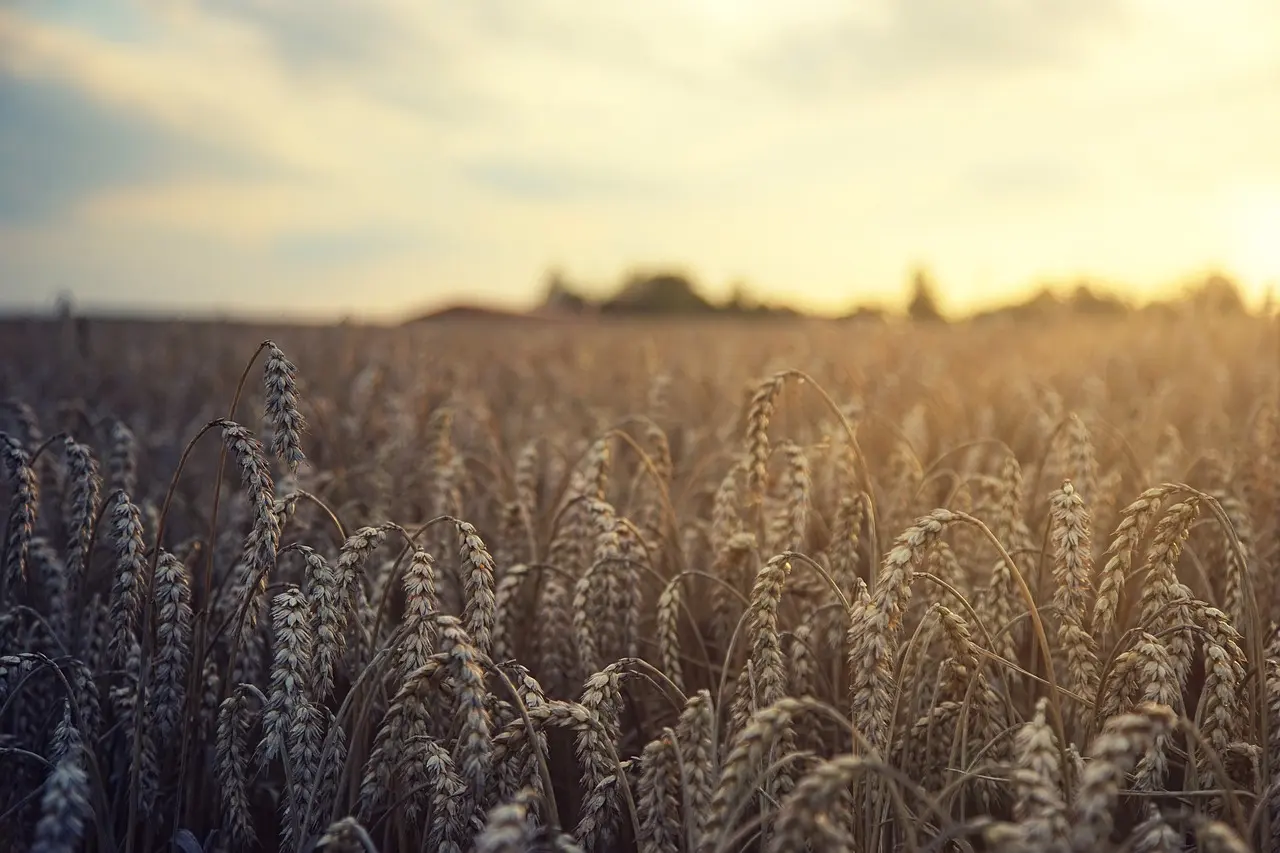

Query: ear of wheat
[[2, 313, 1274, 853]]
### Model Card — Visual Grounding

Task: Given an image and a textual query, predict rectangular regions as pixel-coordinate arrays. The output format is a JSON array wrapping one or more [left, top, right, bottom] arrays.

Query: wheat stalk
[[1, 433, 38, 587], [264, 342, 307, 473], [30, 702, 91, 853]]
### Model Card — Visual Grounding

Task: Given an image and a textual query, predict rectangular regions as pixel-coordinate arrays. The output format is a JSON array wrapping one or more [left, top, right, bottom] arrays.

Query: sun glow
[[1230, 188, 1280, 305]]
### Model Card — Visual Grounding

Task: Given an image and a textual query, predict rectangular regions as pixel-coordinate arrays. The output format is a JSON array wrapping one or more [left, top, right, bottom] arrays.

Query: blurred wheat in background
[[1, 305, 1277, 852]]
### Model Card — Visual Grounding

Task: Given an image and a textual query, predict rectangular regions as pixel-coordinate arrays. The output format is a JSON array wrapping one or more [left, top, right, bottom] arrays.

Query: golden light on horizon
[[1229, 187, 1280, 305]]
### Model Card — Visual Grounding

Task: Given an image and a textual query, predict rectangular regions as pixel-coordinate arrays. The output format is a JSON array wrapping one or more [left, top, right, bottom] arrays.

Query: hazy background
[[2, 0, 1279, 320]]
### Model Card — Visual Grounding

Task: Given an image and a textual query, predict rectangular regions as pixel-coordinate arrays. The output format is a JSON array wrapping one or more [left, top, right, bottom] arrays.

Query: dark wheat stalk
[[2, 433, 39, 587], [30, 702, 91, 853]]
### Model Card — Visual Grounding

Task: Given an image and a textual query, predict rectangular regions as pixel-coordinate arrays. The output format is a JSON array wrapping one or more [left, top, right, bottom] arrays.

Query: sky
[[1, 0, 1279, 320]]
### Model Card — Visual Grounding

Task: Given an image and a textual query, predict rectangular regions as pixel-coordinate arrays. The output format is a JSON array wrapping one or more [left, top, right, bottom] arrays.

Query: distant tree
[[603, 272, 714, 315], [54, 291, 75, 321], [1188, 272, 1246, 314], [724, 281, 757, 314], [844, 305, 887, 323], [1020, 288, 1063, 318], [541, 268, 591, 313], [907, 268, 945, 322], [1070, 283, 1128, 315]]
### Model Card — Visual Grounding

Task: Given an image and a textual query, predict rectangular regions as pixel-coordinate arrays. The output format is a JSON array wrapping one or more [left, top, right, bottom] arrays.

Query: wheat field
[[1, 309, 1278, 852]]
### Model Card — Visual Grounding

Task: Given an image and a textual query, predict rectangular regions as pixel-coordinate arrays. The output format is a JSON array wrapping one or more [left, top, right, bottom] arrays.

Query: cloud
[[0, 5, 440, 177], [752, 0, 1131, 95], [462, 157, 673, 203], [961, 158, 1088, 203], [0, 73, 262, 223], [198, 0, 408, 72], [267, 226, 433, 269]]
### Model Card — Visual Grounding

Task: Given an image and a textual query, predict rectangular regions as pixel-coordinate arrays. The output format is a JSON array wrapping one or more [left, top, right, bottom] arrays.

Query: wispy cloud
[[0, 74, 263, 223], [752, 0, 1130, 95]]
